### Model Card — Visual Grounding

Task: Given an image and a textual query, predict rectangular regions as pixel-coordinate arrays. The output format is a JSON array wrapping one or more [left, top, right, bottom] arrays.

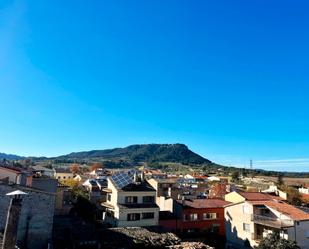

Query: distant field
[[257, 176, 309, 186]]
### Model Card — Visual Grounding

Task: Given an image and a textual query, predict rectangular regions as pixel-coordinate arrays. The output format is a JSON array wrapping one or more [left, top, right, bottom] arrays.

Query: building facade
[[159, 199, 229, 236], [102, 172, 159, 227], [0, 183, 55, 249], [225, 191, 309, 249]]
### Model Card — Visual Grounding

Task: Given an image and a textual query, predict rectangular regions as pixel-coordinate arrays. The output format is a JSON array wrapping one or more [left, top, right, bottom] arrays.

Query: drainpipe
[[294, 221, 297, 243]]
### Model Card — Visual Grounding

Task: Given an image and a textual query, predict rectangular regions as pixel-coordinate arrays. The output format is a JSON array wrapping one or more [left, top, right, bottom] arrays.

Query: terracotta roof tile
[[238, 191, 273, 201], [177, 199, 231, 209], [249, 200, 309, 221], [301, 193, 309, 204]]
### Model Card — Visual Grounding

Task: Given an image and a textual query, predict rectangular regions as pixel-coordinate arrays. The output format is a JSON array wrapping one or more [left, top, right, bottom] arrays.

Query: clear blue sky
[[1, 0, 309, 171]]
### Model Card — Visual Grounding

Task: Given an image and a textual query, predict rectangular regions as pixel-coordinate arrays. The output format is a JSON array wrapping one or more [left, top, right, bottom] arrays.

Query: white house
[[101, 171, 159, 227], [225, 191, 309, 249]]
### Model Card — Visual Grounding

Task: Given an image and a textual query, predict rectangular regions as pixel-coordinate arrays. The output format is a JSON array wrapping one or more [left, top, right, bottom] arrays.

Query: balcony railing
[[251, 214, 294, 228]]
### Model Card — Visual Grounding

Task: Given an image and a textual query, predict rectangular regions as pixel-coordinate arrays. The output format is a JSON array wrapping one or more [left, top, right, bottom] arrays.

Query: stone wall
[[0, 183, 55, 249]]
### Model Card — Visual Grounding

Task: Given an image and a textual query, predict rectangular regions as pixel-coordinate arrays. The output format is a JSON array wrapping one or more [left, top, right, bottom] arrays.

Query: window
[[125, 196, 138, 204], [243, 205, 250, 214], [190, 213, 198, 221], [183, 214, 198, 221], [142, 212, 154, 219], [243, 223, 250, 232], [183, 214, 189, 221], [63, 176, 66, 179], [143, 196, 154, 203], [203, 213, 217, 220], [127, 213, 140, 221], [261, 208, 270, 216], [107, 194, 111, 201]]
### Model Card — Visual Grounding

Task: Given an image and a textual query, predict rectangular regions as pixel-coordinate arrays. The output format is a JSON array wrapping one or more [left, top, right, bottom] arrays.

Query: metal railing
[[251, 214, 294, 228]]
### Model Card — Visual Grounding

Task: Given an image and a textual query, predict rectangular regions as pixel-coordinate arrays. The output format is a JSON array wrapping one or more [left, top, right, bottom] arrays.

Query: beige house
[[53, 168, 74, 180], [102, 172, 159, 227], [0, 166, 32, 187], [225, 191, 309, 249], [147, 178, 176, 212]]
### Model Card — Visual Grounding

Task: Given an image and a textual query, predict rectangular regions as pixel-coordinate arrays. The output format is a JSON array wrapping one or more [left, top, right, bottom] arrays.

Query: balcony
[[251, 214, 294, 228], [101, 202, 115, 210], [103, 188, 112, 193]]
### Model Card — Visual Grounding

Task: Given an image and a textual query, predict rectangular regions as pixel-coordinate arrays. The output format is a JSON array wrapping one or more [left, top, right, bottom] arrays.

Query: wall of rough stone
[[0, 183, 55, 249]]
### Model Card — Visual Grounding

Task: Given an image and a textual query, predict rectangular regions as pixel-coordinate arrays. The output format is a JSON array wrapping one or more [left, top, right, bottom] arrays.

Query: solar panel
[[111, 172, 134, 189]]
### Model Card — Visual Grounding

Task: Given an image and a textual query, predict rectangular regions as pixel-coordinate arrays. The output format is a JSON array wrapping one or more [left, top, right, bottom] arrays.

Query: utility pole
[[2, 190, 27, 249], [250, 159, 253, 170]]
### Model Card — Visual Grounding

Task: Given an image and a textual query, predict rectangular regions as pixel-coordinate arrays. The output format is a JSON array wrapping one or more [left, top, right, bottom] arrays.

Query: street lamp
[[2, 190, 28, 249]]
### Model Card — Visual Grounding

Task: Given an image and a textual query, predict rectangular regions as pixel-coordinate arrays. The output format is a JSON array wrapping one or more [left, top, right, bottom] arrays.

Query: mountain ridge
[[0, 152, 24, 160], [55, 143, 211, 164]]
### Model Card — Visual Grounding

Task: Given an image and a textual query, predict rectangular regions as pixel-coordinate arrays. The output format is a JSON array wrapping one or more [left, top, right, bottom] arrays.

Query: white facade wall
[[299, 188, 309, 195], [225, 202, 258, 248], [116, 207, 159, 227], [54, 172, 74, 180], [225, 201, 309, 249], [104, 178, 159, 227], [286, 221, 309, 249]]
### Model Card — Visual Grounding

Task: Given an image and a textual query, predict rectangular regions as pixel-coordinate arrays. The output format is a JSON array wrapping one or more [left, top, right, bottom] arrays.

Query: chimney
[[3, 190, 28, 249], [141, 171, 145, 182], [133, 172, 138, 183]]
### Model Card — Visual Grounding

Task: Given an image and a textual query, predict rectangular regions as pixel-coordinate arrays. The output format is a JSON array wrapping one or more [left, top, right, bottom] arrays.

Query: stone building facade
[[0, 183, 55, 249]]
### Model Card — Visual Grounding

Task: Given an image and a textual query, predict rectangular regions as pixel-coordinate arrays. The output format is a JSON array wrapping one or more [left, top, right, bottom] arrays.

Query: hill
[[56, 144, 211, 165], [0, 152, 24, 160]]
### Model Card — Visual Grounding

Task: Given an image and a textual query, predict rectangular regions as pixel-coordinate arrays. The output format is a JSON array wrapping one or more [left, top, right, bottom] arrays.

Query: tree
[[72, 195, 97, 221], [277, 174, 284, 186], [280, 185, 302, 206], [91, 162, 103, 171], [231, 171, 240, 182], [70, 163, 80, 174], [242, 169, 248, 177], [286, 188, 302, 206], [255, 232, 300, 249]]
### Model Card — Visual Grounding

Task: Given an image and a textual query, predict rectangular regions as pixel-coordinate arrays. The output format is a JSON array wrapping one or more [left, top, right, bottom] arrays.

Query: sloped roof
[[55, 168, 72, 173], [249, 200, 309, 221], [238, 191, 272, 201], [177, 199, 231, 209], [300, 193, 309, 204], [208, 176, 220, 181], [121, 182, 156, 192]]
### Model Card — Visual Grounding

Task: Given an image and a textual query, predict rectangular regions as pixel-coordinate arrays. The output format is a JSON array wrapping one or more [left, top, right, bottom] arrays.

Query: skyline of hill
[[0, 144, 211, 165]]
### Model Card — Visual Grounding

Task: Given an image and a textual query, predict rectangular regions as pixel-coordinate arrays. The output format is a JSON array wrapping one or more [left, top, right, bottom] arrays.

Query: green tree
[[277, 174, 284, 186], [231, 171, 240, 182], [255, 232, 300, 249], [73, 196, 97, 221], [286, 188, 302, 206]]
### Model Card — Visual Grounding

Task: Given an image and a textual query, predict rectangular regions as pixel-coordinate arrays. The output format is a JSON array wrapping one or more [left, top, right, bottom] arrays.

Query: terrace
[[251, 214, 294, 229]]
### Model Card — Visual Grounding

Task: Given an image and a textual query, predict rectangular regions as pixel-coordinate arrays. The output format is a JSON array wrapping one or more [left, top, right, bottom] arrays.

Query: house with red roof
[[225, 191, 309, 249], [159, 198, 230, 236], [0, 166, 32, 187]]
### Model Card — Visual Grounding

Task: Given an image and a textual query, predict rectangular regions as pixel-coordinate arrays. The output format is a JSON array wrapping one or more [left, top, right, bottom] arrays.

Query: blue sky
[[1, 0, 309, 171]]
